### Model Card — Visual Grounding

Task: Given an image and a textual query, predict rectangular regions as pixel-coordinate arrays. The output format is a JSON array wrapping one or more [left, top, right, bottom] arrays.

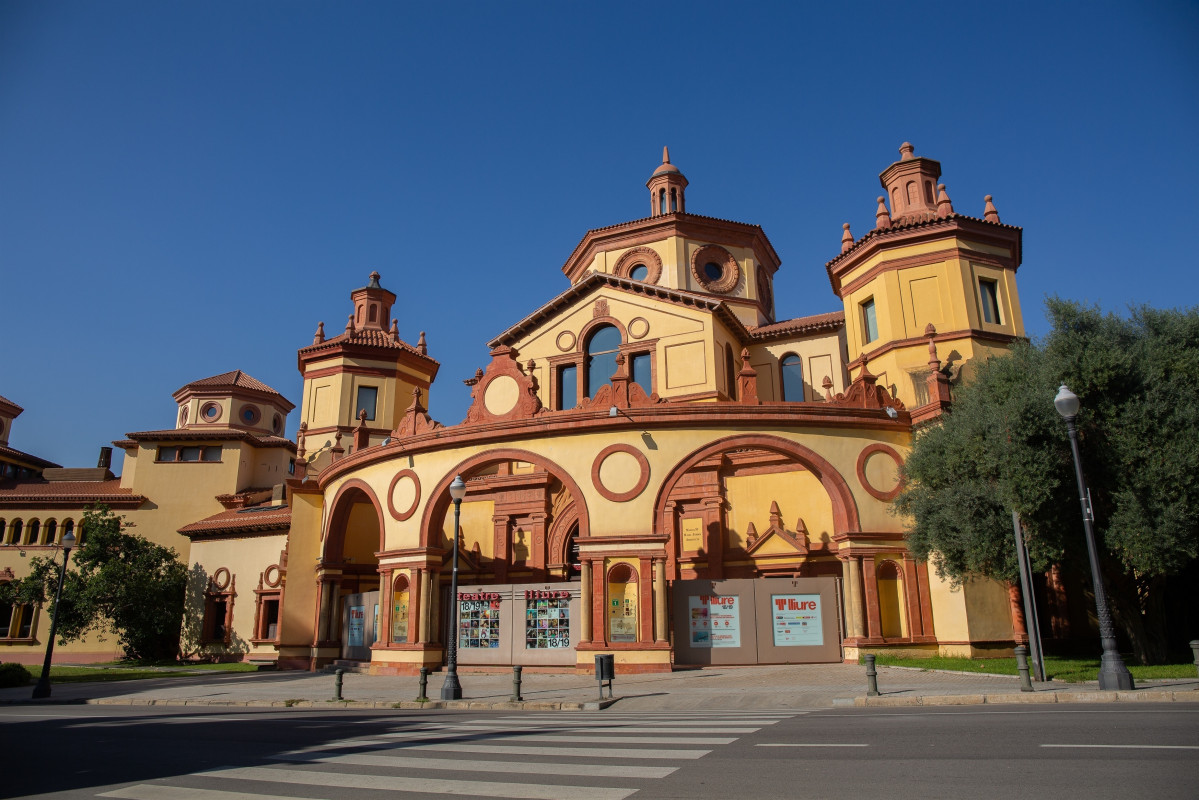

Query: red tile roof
[[0, 394, 22, 412], [177, 370, 286, 399], [0, 445, 60, 470], [298, 327, 440, 366], [115, 429, 296, 452], [748, 311, 845, 341], [0, 478, 144, 507], [178, 503, 291, 537]]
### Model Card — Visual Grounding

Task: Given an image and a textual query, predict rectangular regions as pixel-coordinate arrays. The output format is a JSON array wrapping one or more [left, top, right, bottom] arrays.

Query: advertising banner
[[347, 605, 365, 647], [688, 594, 741, 648], [771, 594, 823, 646]]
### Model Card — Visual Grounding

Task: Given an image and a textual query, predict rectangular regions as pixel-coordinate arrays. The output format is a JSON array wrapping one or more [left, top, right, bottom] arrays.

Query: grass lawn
[[22, 662, 260, 684], [867, 652, 1198, 683]]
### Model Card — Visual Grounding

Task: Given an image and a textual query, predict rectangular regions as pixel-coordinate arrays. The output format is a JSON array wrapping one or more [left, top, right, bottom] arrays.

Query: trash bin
[[595, 653, 614, 699]]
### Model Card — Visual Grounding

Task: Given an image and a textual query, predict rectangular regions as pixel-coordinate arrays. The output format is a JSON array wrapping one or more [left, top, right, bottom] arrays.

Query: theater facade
[[2, 144, 1030, 672]]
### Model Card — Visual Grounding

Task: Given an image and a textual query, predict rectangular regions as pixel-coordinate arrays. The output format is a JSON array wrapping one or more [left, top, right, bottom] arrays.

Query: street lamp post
[[441, 475, 467, 700], [1054, 384, 1135, 691], [32, 530, 77, 699]]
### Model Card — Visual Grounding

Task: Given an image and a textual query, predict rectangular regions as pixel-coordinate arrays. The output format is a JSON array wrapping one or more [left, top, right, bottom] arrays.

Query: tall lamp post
[[32, 530, 77, 699], [441, 475, 467, 700], [1054, 385, 1134, 690]]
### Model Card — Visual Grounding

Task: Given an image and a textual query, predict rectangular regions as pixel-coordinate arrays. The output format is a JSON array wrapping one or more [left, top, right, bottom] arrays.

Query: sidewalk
[[3, 664, 1197, 711]]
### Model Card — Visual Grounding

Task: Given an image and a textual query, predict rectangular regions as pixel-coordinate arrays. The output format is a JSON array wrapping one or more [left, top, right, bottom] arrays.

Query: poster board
[[607, 580, 638, 642]]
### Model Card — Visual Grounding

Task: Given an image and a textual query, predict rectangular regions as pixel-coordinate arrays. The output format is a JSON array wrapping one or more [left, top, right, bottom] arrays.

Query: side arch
[[418, 448, 591, 548], [323, 478, 387, 565]]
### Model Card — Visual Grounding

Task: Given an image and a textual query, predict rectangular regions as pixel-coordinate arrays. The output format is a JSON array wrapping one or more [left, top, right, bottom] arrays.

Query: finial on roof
[[368, 271, 382, 288], [662, 146, 670, 164], [983, 194, 1001, 223], [840, 222, 854, 253], [313, 321, 325, 345], [935, 184, 955, 218], [389, 318, 399, 340], [358, 408, 367, 424], [925, 323, 940, 366], [875, 196, 891, 229], [345, 314, 354, 333], [417, 330, 427, 354], [900, 142, 915, 160]]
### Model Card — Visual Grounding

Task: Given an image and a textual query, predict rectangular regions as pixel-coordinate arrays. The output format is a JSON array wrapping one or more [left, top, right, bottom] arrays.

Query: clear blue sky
[[2, 1, 1196, 469]]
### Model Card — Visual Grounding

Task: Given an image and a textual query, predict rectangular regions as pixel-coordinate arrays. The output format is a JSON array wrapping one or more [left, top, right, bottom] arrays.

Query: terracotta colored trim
[[416, 448, 591, 548], [324, 478, 387, 565], [386, 469, 421, 522], [612, 247, 663, 285], [690, 244, 740, 293], [837, 245, 1017, 298], [855, 443, 905, 502], [590, 445, 650, 504], [301, 364, 433, 385], [859, 328, 1020, 365]]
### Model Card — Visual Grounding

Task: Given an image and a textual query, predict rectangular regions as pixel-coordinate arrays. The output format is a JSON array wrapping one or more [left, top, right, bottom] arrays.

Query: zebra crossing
[[98, 710, 798, 799]]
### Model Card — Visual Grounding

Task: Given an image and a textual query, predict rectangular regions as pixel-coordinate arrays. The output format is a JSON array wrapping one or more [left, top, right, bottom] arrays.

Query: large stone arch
[[323, 478, 387, 566], [417, 447, 591, 549], [652, 433, 861, 540]]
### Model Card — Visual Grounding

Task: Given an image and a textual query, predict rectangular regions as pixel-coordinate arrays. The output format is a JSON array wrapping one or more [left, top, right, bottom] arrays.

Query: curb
[[49, 696, 623, 711], [854, 690, 1199, 707]]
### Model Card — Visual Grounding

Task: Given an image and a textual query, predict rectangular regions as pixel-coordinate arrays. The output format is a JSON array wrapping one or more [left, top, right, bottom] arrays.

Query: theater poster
[[688, 594, 740, 648], [347, 604, 366, 647], [771, 594, 823, 647]]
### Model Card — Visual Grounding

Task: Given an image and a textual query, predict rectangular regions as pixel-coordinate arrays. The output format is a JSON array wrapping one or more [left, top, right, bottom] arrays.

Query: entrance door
[[340, 591, 379, 661]]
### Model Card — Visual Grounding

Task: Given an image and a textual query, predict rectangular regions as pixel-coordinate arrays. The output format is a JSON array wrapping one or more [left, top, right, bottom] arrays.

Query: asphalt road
[[1, 703, 1195, 799]]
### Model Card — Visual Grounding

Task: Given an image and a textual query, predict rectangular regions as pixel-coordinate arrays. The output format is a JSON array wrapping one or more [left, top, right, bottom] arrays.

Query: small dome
[[651, 145, 683, 177], [653, 161, 681, 176]]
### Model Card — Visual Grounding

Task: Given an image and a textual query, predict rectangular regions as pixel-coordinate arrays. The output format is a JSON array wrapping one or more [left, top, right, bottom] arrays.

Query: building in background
[[2, 145, 1031, 670]]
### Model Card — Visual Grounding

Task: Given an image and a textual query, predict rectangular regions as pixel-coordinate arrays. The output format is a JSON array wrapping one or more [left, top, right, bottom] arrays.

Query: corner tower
[[296, 272, 439, 463], [826, 143, 1024, 419]]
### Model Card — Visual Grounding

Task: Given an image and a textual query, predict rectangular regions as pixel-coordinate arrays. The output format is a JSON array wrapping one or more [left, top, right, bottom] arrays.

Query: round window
[[200, 402, 221, 422], [704, 262, 724, 282], [241, 405, 261, 425], [630, 264, 649, 281], [179, 406, 189, 425], [272, 414, 283, 434]]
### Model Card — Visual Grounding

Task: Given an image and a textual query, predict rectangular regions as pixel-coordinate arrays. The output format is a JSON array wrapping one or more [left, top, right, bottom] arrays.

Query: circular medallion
[[613, 246, 663, 284], [240, 405, 261, 426], [263, 564, 282, 588], [212, 567, 231, 590], [856, 444, 904, 501], [591, 444, 651, 503], [690, 244, 740, 293], [556, 330, 577, 352], [199, 401, 222, 423], [483, 375, 520, 416], [628, 317, 650, 340], [388, 469, 422, 521]]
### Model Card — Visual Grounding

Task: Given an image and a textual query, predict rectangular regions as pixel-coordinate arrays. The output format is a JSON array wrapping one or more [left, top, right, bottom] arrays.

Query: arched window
[[670, 188, 678, 212], [606, 562, 639, 643], [658, 189, 666, 215], [9, 520, 22, 546], [724, 344, 738, 401], [566, 522, 581, 575], [42, 519, 56, 545], [62, 519, 74, 545], [391, 574, 411, 644], [781, 354, 804, 401], [877, 561, 907, 639], [586, 325, 622, 399]]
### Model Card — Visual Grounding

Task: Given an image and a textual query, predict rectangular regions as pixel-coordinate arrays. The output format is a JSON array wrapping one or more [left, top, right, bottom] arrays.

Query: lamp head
[[1054, 384, 1080, 419], [61, 531, 77, 550], [608, 406, 619, 418], [884, 406, 898, 420], [449, 475, 467, 502]]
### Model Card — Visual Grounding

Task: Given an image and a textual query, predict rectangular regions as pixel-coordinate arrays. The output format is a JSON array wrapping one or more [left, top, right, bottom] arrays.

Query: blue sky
[[2, 1, 1196, 469]]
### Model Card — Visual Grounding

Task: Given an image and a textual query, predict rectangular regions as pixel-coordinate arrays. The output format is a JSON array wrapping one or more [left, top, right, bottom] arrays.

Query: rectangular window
[[861, 298, 879, 344], [16, 605, 33, 638], [979, 279, 1001, 324], [256, 596, 280, 641], [0, 600, 12, 637], [156, 447, 178, 462], [355, 386, 378, 422], [201, 446, 221, 462], [204, 594, 231, 643], [1, 602, 34, 639], [630, 353, 652, 395], [179, 446, 202, 462], [557, 365, 578, 410]]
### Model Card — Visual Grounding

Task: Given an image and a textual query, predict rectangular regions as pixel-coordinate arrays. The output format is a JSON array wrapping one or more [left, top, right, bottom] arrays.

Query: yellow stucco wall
[[185, 534, 287, 659], [725, 471, 835, 549]]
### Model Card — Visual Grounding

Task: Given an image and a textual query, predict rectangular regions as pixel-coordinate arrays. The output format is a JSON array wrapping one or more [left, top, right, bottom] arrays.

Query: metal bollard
[[416, 667, 429, 702], [1015, 645, 1033, 692], [511, 665, 523, 702], [864, 654, 879, 697], [332, 668, 344, 701], [1190, 640, 1199, 687]]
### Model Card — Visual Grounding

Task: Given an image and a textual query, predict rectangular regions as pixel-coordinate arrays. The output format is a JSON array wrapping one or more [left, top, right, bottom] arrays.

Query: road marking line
[[102, 786, 296, 800], [197, 765, 637, 799], [440, 724, 762, 734], [380, 731, 737, 745], [271, 752, 677, 778], [755, 743, 869, 747], [1041, 744, 1199, 750], [387, 742, 711, 759]]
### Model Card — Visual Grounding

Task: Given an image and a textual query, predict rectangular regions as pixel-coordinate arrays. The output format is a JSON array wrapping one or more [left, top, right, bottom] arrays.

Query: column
[[638, 558, 653, 642], [315, 578, 333, 642], [591, 558, 606, 644], [578, 559, 592, 644], [902, 557, 923, 638], [653, 558, 667, 643], [379, 569, 394, 645], [861, 557, 881, 640], [915, 561, 936, 639], [492, 515, 510, 582], [408, 569, 422, 644], [845, 557, 865, 638]]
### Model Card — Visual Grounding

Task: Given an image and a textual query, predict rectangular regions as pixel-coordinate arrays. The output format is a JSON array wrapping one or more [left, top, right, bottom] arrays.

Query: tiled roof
[[0, 478, 144, 506], [178, 503, 291, 537], [0, 394, 22, 412], [116, 429, 297, 451], [0, 445, 60, 470], [298, 328, 440, 366], [748, 311, 845, 341], [178, 370, 285, 398], [825, 213, 1023, 271]]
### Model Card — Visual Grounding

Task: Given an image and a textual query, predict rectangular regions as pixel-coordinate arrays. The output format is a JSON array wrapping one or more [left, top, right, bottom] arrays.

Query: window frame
[[780, 353, 805, 402], [979, 278, 1002, 325], [861, 297, 879, 344], [355, 385, 379, 422]]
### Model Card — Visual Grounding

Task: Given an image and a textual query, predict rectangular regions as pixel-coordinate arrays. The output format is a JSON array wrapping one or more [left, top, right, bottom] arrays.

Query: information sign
[[771, 594, 823, 646]]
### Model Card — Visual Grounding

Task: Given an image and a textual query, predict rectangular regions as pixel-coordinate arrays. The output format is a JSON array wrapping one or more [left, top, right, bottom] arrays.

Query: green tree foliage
[[895, 299, 1199, 664], [0, 505, 187, 662]]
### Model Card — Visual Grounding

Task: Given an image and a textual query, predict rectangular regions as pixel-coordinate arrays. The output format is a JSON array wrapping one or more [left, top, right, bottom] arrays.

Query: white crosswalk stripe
[[98, 710, 796, 799]]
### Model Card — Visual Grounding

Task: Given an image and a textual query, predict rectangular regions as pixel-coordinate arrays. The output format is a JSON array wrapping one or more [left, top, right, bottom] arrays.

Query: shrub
[[0, 662, 33, 688]]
